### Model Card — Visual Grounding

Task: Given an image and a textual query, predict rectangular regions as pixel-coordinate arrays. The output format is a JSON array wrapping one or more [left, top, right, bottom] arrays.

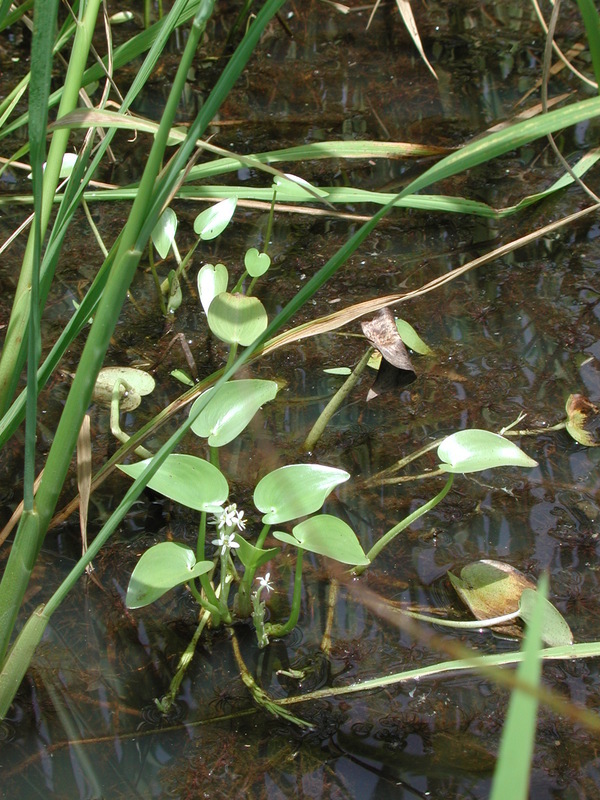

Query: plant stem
[[0, 0, 103, 414], [265, 549, 304, 638], [155, 607, 211, 714], [0, 0, 218, 667], [355, 473, 455, 575], [302, 346, 373, 451]]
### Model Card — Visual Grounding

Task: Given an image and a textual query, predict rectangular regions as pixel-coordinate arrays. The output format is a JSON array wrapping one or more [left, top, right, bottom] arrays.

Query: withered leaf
[[361, 308, 416, 401], [565, 393, 600, 447]]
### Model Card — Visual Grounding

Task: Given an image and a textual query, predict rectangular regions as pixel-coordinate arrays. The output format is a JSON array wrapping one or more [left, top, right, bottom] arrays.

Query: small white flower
[[214, 503, 246, 532], [256, 572, 273, 593], [234, 509, 246, 531], [211, 532, 240, 556]]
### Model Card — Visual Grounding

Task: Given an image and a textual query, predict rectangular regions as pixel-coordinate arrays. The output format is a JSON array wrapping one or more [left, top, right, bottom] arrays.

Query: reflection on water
[[2, 1, 600, 798]]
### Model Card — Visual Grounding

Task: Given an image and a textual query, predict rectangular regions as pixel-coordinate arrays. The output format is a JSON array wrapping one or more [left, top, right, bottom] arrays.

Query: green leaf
[[207, 292, 268, 345], [234, 535, 279, 570], [151, 207, 177, 259], [167, 269, 182, 314], [126, 542, 213, 609], [170, 369, 194, 387], [324, 367, 352, 376], [273, 514, 369, 565], [272, 173, 330, 199], [254, 464, 350, 524], [92, 366, 155, 411], [197, 262, 228, 315], [518, 589, 573, 647], [193, 196, 237, 240], [118, 454, 228, 512], [489, 576, 547, 800], [395, 318, 432, 355], [190, 379, 279, 446], [438, 430, 538, 473], [244, 247, 271, 277]]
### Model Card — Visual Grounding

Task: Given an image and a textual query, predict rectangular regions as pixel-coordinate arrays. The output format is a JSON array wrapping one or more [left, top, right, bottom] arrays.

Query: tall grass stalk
[[0, 0, 286, 668]]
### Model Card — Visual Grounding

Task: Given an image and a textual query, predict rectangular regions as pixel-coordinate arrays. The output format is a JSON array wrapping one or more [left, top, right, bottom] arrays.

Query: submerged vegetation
[[1, 0, 600, 796]]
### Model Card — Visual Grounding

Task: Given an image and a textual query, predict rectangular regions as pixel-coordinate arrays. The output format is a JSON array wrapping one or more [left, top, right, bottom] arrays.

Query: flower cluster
[[211, 504, 246, 557], [215, 503, 246, 532]]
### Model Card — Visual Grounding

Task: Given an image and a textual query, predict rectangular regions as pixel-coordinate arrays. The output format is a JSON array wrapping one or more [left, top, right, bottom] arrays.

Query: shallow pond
[[2, 1, 600, 798]]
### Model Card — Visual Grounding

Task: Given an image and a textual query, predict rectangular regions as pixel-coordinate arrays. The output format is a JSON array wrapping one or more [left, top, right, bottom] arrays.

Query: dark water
[[2, 1, 600, 798]]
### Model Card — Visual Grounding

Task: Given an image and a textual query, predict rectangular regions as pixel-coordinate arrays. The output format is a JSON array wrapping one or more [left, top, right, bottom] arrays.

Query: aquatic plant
[[1, 0, 600, 795]]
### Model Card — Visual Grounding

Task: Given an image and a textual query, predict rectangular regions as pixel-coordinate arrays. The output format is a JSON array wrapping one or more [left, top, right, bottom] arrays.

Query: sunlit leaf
[[324, 367, 352, 375], [449, 559, 536, 638], [565, 393, 600, 447], [126, 542, 213, 609], [189, 379, 279, 446], [109, 10, 134, 23], [244, 247, 271, 277], [118, 454, 228, 512], [438, 430, 538, 473], [272, 173, 330, 200], [518, 589, 573, 647], [234, 535, 279, 570], [197, 262, 228, 315], [207, 292, 268, 345], [395, 318, 432, 355], [151, 207, 178, 259], [254, 464, 350, 524], [273, 514, 369, 565], [92, 366, 155, 411], [170, 369, 194, 387], [193, 196, 237, 240]]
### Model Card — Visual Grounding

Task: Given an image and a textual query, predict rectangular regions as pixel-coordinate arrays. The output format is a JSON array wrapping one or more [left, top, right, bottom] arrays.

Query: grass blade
[[489, 575, 547, 800]]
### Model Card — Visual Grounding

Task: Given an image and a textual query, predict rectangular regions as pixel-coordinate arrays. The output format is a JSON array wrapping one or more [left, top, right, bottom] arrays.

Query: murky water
[[2, 1, 600, 798]]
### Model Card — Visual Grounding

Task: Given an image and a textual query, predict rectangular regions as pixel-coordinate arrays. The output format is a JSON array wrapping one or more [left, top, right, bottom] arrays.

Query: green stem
[[303, 346, 373, 452], [402, 608, 521, 629], [356, 474, 455, 575], [0, 0, 103, 415], [0, 0, 218, 666], [197, 512, 206, 562], [265, 549, 304, 638], [187, 579, 221, 622], [0, 0, 292, 716], [155, 607, 211, 714]]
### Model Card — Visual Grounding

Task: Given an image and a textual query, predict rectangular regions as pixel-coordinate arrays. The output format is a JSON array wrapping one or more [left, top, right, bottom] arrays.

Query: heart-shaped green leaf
[[93, 366, 155, 411], [126, 542, 213, 609], [273, 514, 369, 565], [197, 263, 228, 315], [244, 247, 271, 277], [118, 454, 228, 512], [207, 292, 268, 345], [518, 588, 573, 647], [193, 196, 237, 240], [151, 207, 177, 259], [254, 464, 350, 524], [190, 379, 279, 446], [438, 430, 538, 474]]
